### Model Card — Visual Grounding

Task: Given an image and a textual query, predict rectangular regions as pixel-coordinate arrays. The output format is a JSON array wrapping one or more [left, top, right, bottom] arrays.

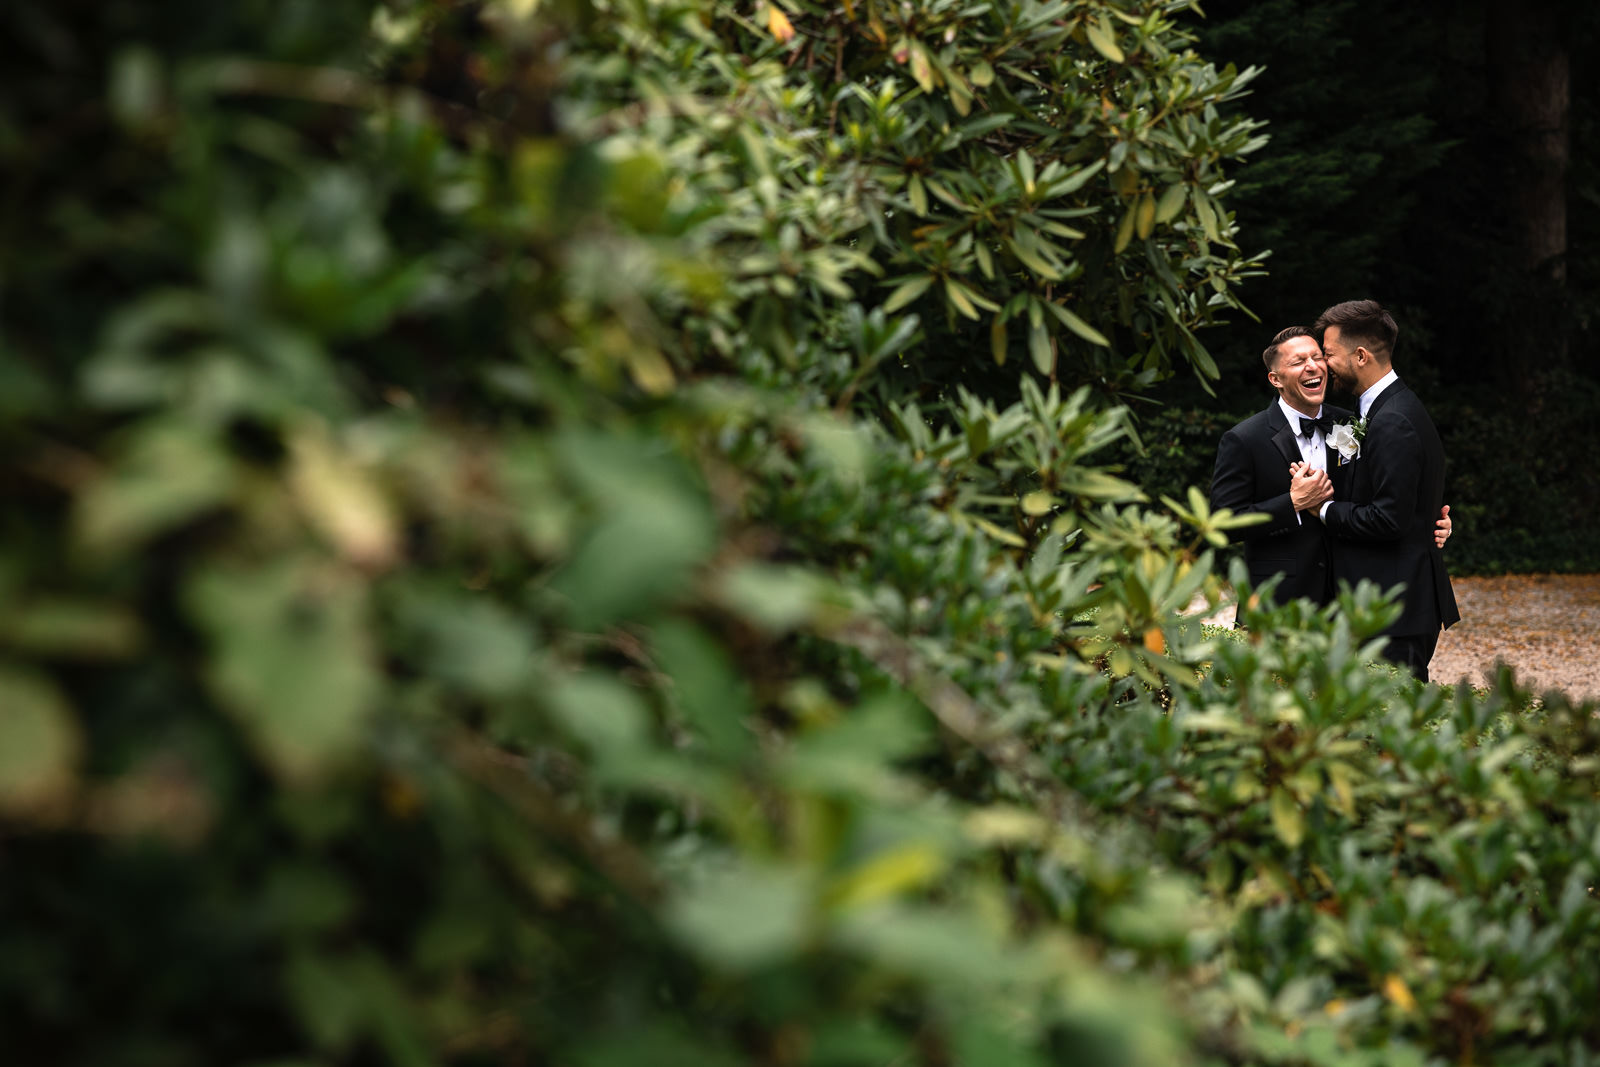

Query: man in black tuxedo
[[1209, 327, 1347, 608], [1311, 299, 1460, 681]]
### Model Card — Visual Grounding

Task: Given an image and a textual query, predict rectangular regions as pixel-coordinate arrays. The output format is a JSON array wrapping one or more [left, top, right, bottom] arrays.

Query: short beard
[[1326, 367, 1357, 400]]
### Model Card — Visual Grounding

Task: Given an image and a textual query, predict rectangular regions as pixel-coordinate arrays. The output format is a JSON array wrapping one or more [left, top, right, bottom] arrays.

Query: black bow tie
[[1299, 415, 1330, 439]]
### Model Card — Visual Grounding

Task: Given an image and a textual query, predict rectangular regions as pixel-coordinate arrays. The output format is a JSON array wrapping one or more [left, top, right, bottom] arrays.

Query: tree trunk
[[1486, 0, 1570, 377]]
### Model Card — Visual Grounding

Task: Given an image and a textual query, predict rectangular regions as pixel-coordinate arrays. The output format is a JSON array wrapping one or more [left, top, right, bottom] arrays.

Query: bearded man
[[1311, 299, 1460, 681]]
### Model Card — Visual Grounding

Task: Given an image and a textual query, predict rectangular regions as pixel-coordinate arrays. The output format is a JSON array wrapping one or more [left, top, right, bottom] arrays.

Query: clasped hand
[[1287, 461, 1332, 512]]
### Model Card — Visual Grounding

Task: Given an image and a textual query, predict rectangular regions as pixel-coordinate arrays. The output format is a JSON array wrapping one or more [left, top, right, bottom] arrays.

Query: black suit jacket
[[1210, 400, 1351, 607], [1322, 379, 1460, 637]]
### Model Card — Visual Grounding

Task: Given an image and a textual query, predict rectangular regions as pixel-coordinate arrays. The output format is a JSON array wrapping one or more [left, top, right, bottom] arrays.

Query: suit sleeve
[[1322, 413, 1421, 542], [1209, 428, 1299, 543]]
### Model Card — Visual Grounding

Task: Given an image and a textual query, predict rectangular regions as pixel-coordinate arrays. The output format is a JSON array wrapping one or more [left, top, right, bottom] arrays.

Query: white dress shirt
[[1359, 369, 1399, 419], [1279, 398, 1327, 525], [1279, 398, 1328, 471]]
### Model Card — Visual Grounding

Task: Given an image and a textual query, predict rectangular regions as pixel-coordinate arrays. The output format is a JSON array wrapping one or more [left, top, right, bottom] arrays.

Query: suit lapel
[[1364, 379, 1407, 420], [1266, 403, 1301, 467]]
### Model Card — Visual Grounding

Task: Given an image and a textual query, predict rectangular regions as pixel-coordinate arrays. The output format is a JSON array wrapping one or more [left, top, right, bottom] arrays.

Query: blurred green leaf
[[187, 557, 379, 779], [552, 434, 716, 629], [833, 906, 1025, 987], [1085, 17, 1125, 64], [668, 861, 813, 970], [1269, 786, 1305, 848], [287, 421, 398, 568], [544, 671, 650, 753], [1045, 301, 1111, 347], [109, 46, 165, 128], [713, 562, 831, 633], [651, 620, 751, 758], [75, 422, 235, 555], [0, 665, 80, 812], [404, 589, 536, 698], [0, 601, 142, 658]]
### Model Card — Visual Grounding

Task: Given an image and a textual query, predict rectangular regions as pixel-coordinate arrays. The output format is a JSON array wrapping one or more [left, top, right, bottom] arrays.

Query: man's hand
[[1435, 504, 1452, 548], [1288, 461, 1334, 513]]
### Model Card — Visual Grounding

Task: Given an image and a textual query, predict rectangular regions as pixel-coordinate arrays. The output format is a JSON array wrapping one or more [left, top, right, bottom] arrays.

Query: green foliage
[[1108, 401, 1247, 510], [4, 2, 1600, 1066], [1430, 372, 1600, 574], [548, 0, 1269, 398]]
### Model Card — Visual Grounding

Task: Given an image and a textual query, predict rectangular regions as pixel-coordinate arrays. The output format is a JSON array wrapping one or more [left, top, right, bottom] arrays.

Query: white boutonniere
[[1329, 418, 1367, 464]]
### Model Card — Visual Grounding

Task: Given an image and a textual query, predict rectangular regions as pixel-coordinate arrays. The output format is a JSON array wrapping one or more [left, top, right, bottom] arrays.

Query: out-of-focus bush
[[4, 2, 1600, 1066]]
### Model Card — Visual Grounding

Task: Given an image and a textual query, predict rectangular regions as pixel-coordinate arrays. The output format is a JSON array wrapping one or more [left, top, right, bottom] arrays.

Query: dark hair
[[1261, 325, 1313, 371], [1313, 299, 1397, 362]]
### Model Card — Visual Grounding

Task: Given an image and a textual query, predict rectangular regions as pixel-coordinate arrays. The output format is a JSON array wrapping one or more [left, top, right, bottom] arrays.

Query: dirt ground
[[1192, 574, 1600, 701], [1430, 573, 1600, 700]]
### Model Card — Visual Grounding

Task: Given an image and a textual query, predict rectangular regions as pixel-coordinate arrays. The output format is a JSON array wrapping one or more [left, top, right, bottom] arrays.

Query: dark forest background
[[1133, 0, 1600, 574]]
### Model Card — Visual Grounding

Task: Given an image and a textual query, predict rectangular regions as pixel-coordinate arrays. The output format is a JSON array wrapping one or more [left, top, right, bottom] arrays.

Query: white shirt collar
[[1359, 369, 1399, 419], [1277, 397, 1323, 428]]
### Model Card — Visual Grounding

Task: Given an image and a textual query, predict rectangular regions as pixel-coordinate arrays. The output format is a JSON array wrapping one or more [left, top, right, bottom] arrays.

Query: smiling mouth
[[1303, 375, 1324, 391]]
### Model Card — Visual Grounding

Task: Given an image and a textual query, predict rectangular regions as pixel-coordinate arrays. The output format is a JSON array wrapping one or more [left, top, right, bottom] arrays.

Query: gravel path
[[1190, 574, 1600, 701], [1431, 573, 1600, 700]]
